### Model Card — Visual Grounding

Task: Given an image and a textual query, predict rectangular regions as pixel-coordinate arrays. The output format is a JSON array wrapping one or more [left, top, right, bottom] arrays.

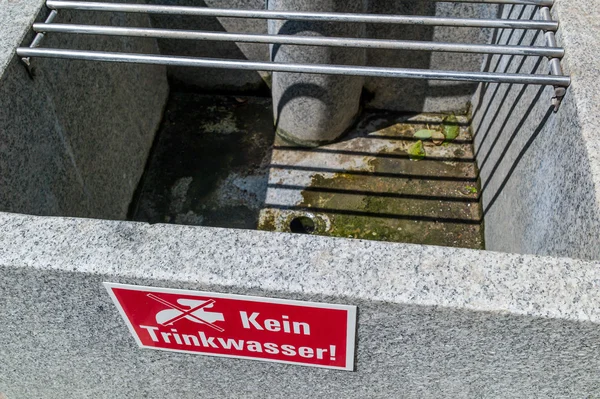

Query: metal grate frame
[[17, 0, 569, 110]]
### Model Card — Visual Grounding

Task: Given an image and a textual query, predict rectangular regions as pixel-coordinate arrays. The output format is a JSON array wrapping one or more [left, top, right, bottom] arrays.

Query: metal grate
[[17, 0, 569, 109]]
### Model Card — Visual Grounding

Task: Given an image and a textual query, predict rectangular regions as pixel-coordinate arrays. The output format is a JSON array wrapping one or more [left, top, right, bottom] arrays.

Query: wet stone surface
[[130, 93, 274, 229], [259, 112, 485, 250], [131, 94, 483, 249]]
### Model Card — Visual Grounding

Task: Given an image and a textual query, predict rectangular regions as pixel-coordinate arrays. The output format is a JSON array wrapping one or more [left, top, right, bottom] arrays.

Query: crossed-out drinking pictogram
[[147, 293, 225, 332]]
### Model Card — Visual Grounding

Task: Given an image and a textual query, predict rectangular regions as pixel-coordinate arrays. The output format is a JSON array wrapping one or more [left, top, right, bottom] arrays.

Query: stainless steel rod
[[45, 0, 555, 6], [16, 48, 571, 86], [540, 7, 564, 77], [45, 1, 559, 30], [22, 10, 59, 67], [546, 35, 563, 76], [30, 10, 59, 49], [34, 23, 565, 57]]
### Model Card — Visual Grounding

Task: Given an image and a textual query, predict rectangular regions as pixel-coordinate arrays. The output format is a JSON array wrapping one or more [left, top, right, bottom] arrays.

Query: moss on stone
[[293, 169, 481, 247], [257, 210, 277, 232]]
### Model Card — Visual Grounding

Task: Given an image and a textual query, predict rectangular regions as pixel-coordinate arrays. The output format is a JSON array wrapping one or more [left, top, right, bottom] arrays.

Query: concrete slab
[[131, 96, 482, 248], [260, 112, 484, 249], [131, 93, 274, 229]]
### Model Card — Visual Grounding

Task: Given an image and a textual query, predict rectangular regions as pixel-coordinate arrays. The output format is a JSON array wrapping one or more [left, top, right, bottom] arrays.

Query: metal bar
[[45, 1, 559, 31], [16, 48, 572, 86], [22, 10, 59, 67], [30, 10, 59, 48], [540, 6, 567, 110], [546, 38, 563, 76], [45, 0, 556, 6], [35, 23, 565, 58], [540, 7, 563, 76]]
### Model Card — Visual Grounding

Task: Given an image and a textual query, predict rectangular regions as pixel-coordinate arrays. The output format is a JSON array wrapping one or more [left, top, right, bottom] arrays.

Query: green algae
[[257, 210, 277, 232], [290, 169, 483, 248], [260, 111, 484, 249]]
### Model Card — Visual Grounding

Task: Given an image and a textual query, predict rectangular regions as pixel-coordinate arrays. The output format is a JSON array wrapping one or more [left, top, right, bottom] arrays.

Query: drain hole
[[289, 216, 316, 234]]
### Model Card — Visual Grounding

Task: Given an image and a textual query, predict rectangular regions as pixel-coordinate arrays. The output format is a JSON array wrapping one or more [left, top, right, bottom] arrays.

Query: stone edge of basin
[[1, 211, 599, 325], [0, 0, 46, 78], [555, 0, 600, 212]]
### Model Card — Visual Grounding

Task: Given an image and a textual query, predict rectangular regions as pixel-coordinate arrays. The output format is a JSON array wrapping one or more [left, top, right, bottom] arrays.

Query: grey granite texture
[[0, 58, 90, 215], [364, 1, 497, 112], [1, 212, 600, 398], [0, 0, 45, 74], [0, 3, 169, 219], [144, 0, 495, 112], [471, 3, 600, 261], [148, 0, 270, 91], [269, 0, 366, 145]]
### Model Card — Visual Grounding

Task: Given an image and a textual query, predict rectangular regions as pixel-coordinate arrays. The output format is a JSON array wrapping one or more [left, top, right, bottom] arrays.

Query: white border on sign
[[103, 282, 357, 371]]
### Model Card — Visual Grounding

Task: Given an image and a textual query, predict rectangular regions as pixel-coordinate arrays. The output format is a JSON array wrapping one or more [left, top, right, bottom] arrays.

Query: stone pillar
[[268, 0, 367, 147]]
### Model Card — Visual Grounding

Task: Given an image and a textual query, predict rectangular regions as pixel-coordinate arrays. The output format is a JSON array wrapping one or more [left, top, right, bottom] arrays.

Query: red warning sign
[[104, 283, 357, 371]]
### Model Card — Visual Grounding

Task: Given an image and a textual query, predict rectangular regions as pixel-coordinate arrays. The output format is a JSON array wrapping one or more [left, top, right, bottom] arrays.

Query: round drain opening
[[289, 216, 316, 234]]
